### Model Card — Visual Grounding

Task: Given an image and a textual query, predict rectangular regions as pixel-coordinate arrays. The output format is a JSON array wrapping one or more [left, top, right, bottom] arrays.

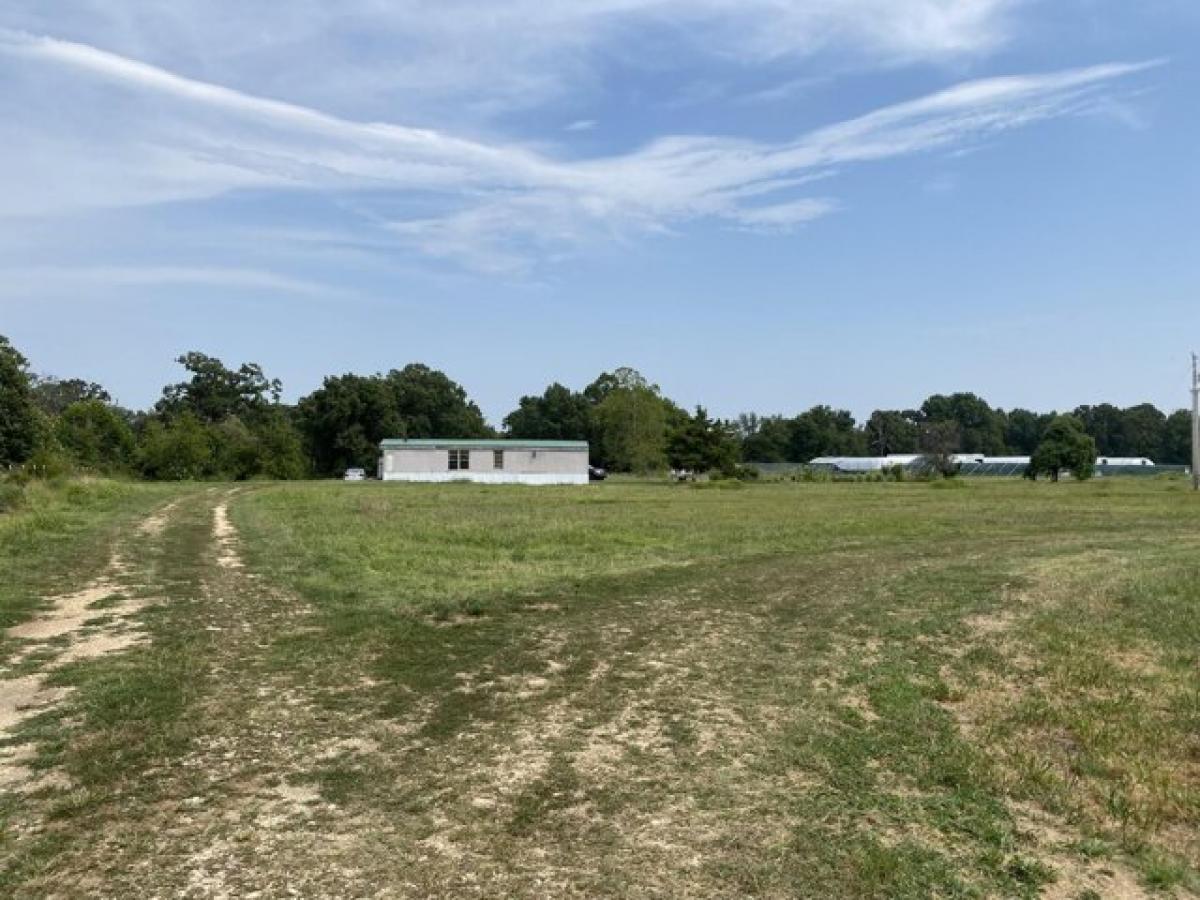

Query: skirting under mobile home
[[379, 439, 589, 485]]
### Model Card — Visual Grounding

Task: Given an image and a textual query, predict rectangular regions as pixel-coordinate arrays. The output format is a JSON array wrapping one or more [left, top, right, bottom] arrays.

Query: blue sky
[[1, 1, 1197, 425]]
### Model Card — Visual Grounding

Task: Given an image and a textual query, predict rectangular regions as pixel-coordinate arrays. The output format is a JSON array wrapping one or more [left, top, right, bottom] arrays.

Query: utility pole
[[1192, 353, 1200, 491]]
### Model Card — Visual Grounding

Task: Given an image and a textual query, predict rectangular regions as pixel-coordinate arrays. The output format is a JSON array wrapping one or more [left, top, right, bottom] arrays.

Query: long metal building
[[379, 439, 589, 485]]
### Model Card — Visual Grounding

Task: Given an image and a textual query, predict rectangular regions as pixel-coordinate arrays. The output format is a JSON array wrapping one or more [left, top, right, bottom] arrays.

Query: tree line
[[0, 333, 1191, 481], [737, 394, 1192, 465]]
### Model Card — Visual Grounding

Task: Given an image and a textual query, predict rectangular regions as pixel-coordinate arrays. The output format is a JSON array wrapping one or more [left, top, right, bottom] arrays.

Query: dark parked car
[[588, 465, 607, 482]]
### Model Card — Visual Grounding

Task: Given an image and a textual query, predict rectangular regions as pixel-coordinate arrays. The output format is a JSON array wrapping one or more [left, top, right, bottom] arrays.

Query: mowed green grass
[[233, 477, 1197, 618], [228, 478, 1200, 896], [3, 477, 1198, 897]]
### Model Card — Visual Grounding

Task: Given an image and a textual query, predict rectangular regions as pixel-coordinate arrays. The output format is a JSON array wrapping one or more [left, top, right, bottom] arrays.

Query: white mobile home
[[379, 439, 589, 485]]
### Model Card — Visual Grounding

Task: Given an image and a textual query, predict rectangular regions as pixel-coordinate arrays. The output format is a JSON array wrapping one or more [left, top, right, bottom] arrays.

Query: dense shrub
[[22, 446, 74, 481], [57, 399, 137, 473], [138, 413, 214, 480]]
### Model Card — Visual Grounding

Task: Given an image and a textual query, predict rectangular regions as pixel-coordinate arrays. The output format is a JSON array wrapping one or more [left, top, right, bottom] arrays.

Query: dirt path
[[134, 495, 383, 897], [2, 489, 393, 897], [0, 529, 161, 792]]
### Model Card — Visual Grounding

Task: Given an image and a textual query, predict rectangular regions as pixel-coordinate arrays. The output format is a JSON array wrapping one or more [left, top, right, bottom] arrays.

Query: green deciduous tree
[[138, 412, 214, 480], [298, 375, 403, 476], [211, 417, 261, 481], [668, 407, 739, 475], [0, 335, 40, 468], [737, 414, 791, 462], [158, 352, 281, 424], [592, 376, 669, 473], [1005, 408, 1053, 455], [56, 400, 136, 473], [918, 420, 961, 476], [254, 412, 309, 480], [920, 392, 1006, 455], [503, 383, 592, 441], [788, 406, 866, 461], [298, 364, 489, 476], [1160, 410, 1192, 466], [386, 364, 491, 439], [1072, 404, 1124, 456], [31, 377, 112, 416], [146, 351, 307, 480], [1030, 415, 1096, 482], [865, 410, 920, 456], [736, 407, 868, 463], [582, 368, 642, 406], [1116, 403, 1166, 459]]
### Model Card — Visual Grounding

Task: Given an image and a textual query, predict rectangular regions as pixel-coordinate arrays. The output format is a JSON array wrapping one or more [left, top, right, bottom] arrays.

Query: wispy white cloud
[[0, 30, 554, 184], [736, 76, 832, 105], [0, 28, 1161, 272], [1084, 91, 1155, 131], [565, 119, 599, 132], [1, 1, 1027, 119], [729, 198, 839, 230], [1, 265, 351, 298]]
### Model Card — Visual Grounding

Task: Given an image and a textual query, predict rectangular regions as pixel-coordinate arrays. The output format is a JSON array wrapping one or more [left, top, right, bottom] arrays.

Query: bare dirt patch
[[54, 630, 144, 666], [1013, 803, 1150, 900], [137, 500, 180, 537], [0, 742, 38, 789], [212, 500, 243, 569], [0, 502, 176, 792], [2, 555, 152, 671], [0, 678, 71, 791], [7, 573, 125, 643], [0, 675, 70, 734]]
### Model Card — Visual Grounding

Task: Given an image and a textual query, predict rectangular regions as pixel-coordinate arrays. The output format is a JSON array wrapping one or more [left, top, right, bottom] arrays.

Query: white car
[[343, 468, 367, 481]]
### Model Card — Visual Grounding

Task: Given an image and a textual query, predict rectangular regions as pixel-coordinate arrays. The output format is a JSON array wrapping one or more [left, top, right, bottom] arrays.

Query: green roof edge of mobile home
[[380, 438, 588, 449]]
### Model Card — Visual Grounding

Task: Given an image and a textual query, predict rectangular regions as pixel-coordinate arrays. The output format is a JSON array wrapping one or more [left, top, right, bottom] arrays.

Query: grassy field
[[1, 477, 1198, 897], [0, 479, 187, 639]]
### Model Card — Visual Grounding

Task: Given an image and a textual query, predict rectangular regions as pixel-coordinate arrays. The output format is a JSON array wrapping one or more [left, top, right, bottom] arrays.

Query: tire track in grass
[[28, 491, 400, 898], [2, 490, 329, 895], [0, 502, 175, 793]]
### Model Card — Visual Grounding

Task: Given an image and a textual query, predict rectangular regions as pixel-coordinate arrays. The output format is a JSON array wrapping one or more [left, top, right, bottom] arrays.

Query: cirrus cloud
[[0, 27, 1161, 273], [1, 1, 1026, 118]]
